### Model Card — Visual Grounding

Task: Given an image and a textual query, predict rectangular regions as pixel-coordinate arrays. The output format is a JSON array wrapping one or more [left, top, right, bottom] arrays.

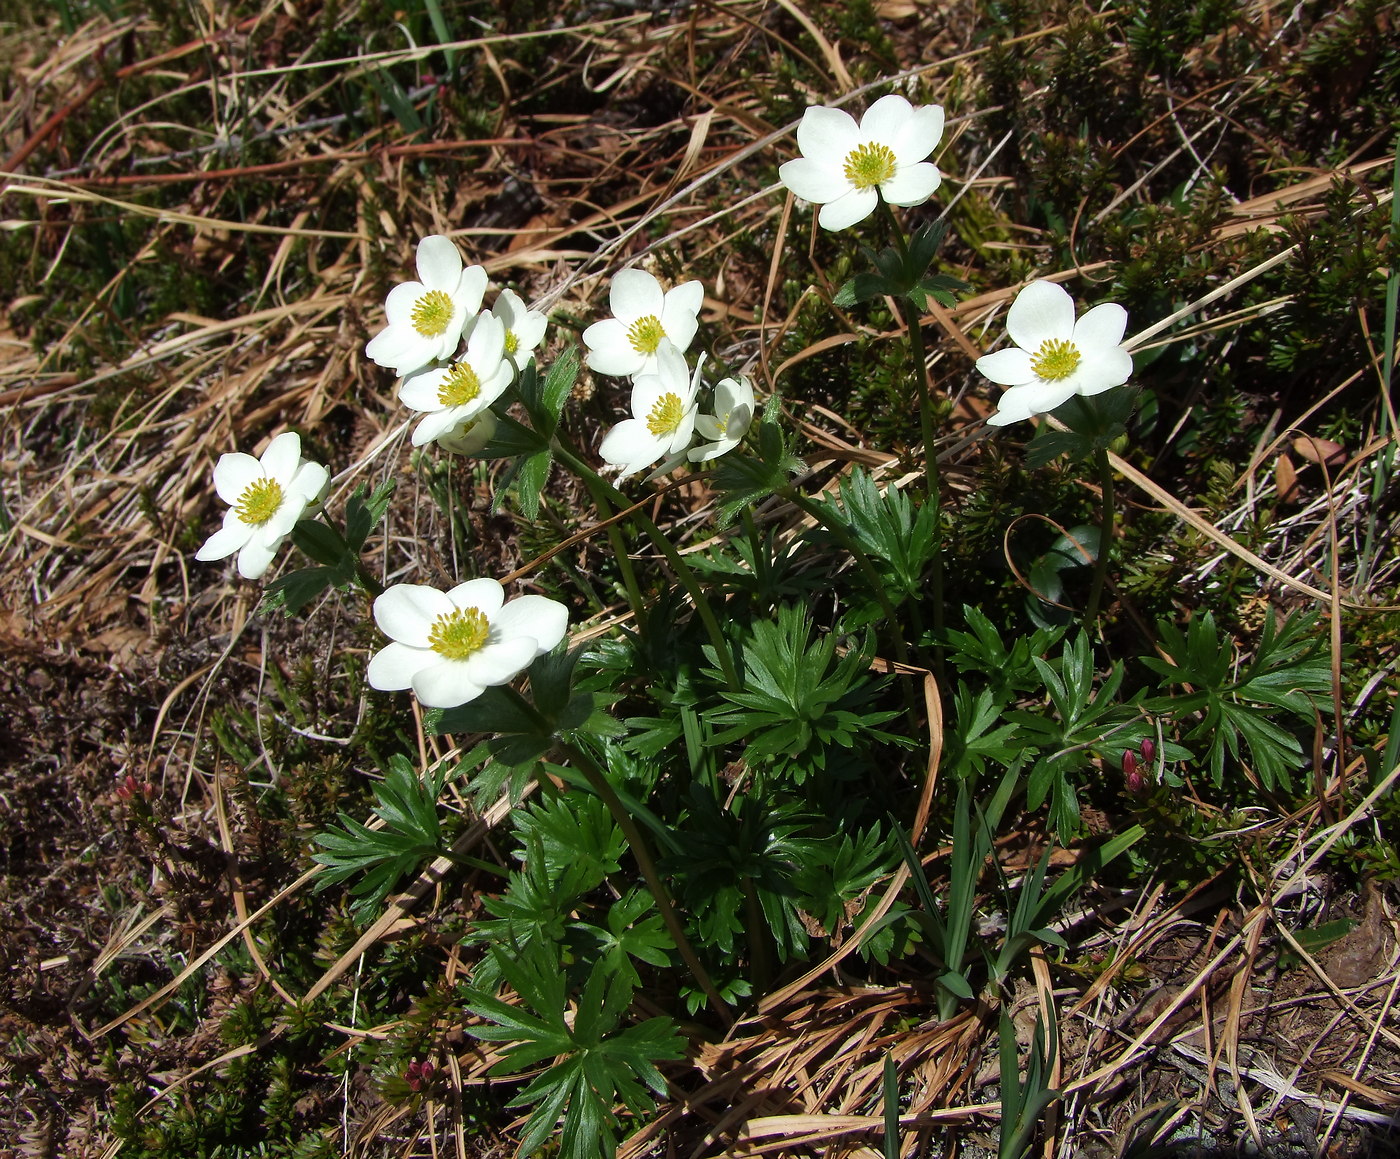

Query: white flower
[[196, 432, 329, 580], [778, 95, 945, 232], [582, 269, 704, 378], [489, 288, 549, 373], [975, 281, 1133, 427], [366, 579, 569, 709], [688, 375, 755, 461], [435, 410, 498, 456], [397, 313, 513, 447], [599, 342, 702, 480], [365, 235, 487, 377]]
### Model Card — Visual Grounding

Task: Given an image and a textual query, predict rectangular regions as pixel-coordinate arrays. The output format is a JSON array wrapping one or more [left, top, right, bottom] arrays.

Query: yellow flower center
[[411, 289, 454, 338], [504, 329, 519, 356], [1030, 338, 1082, 382], [437, 362, 482, 407], [627, 315, 666, 355], [646, 392, 685, 438], [843, 142, 898, 190], [427, 607, 491, 660], [234, 477, 284, 526]]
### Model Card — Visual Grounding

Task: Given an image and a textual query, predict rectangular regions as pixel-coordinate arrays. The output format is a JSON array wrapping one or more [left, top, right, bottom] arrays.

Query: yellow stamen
[[411, 289, 454, 338], [504, 329, 519, 356], [626, 315, 665, 355], [646, 392, 684, 438], [427, 607, 490, 660], [843, 142, 897, 190], [437, 362, 482, 407], [1030, 338, 1082, 382], [234, 478, 284, 526]]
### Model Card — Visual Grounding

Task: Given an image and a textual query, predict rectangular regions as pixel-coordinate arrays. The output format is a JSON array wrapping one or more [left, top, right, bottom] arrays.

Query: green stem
[[554, 442, 741, 689], [577, 474, 649, 637], [876, 198, 945, 667], [1083, 448, 1116, 633]]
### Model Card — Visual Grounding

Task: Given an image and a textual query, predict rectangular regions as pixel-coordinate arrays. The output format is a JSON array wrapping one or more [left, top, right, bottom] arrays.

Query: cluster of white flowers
[[777, 95, 1134, 424], [364, 234, 548, 452], [194, 92, 1141, 712], [583, 268, 755, 480], [358, 235, 565, 708]]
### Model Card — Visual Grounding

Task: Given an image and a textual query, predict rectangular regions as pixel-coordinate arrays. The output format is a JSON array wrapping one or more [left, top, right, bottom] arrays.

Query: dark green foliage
[[704, 603, 907, 784], [1143, 610, 1332, 790]]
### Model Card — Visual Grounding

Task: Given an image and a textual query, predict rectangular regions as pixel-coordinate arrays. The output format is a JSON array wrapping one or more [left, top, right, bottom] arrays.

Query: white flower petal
[[609, 268, 664, 321], [879, 162, 941, 207], [891, 104, 945, 163], [1073, 301, 1129, 350], [600, 418, 664, 477], [446, 577, 505, 615], [236, 534, 279, 579], [381, 280, 428, 326], [289, 461, 329, 505], [859, 93, 914, 144], [263, 495, 304, 541], [582, 318, 641, 377], [779, 156, 852, 205], [367, 641, 432, 690], [436, 411, 497, 455], [975, 347, 1035, 386], [374, 584, 453, 646], [196, 515, 252, 562], [1073, 346, 1134, 395], [399, 368, 450, 414], [212, 453, 263, 506], [796, 105, 860, 164], [988, 381, 1077, 426], [660, 281, 704, 351], [456, 264, 489, 315], [1006, 281, 1075, 351], [465, 637, 538, 686], [260, 432, 301, 483], [416, 235, 463, 289], [412, 408, 460, 446], [412, 661, 484, 709], [490, 595, 569, 653], [817, 188, 879, 231]]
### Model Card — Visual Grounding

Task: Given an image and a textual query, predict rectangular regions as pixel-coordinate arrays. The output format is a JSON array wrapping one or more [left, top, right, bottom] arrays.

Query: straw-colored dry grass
[[2, 0, 1398, 1156]]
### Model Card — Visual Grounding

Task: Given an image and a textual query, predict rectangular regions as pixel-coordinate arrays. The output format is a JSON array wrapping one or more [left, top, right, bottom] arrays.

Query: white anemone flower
[[196, 432, 329, 580], [779, 95, 945, 232], [435, 410, 498, 457], [975, 281, 1133, 427], [366, 579, 569, 709], [582, 269, 704, 378], [489, 289, 549, 374], [688, 375, 755, 461], [365, 235, 487, 377], [599, 341, 701, 479], [397, 313, 513, 447]]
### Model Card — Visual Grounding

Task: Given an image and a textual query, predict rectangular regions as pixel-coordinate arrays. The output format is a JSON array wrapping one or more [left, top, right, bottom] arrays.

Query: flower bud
[[1121, 749, 1138, 778], [1140, 737, 1155, 764]]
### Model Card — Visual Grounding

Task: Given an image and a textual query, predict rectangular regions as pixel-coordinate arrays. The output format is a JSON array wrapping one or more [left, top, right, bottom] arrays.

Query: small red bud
[[1121, 749, 1138, 777], [1140, 738, 1155, 764], [1125, 769, 1147, 794]]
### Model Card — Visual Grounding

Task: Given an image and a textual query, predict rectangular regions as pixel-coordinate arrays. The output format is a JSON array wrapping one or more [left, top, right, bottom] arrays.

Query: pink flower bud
[[1140, 737, 1155, 764], [1125, 768, 1147, 794], [1121, 749, 1138, 778]]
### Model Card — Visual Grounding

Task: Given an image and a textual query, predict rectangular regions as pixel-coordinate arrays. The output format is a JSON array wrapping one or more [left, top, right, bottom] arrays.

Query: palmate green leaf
[[1145, 609, 1327, 790], [262, 565, 338, 616], [311, 753, 458, 915], [344, 479, 395, 551], [808, 467, 939, 601], [466, 946, 682, 1159]]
